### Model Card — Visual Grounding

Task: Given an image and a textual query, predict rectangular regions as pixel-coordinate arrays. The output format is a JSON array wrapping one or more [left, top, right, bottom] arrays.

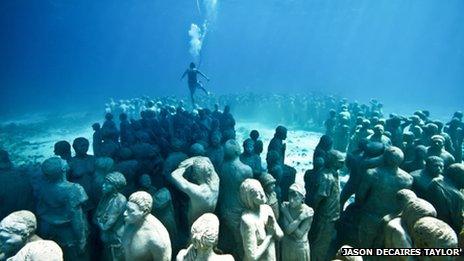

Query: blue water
[[1, 0, 463, 117]]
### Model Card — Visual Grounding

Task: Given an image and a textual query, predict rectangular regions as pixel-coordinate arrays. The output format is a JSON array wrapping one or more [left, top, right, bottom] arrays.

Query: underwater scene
[[0, 0, 463, 260]]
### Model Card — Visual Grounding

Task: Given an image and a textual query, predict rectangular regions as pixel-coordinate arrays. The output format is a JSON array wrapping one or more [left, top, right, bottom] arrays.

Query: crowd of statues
[[0, 93, 463, 261]]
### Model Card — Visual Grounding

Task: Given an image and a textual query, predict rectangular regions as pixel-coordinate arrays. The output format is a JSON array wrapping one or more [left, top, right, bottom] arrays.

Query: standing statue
[[356, 147, 413, 248], [426, 135, 455, 168], [176, 213, 234, 261], [260, 173, 280, 220], [122, 191, 171, 261], [36, 157, 89, 261], [240, 138, 263, 179], [217, 140, 253, 258], [240, 179, 283, 261], [309, 150, 344, 261], [280, 183, 313, 261], [169, 156, 219, 227], [94, 172, 127, 261], [267, 126, 287, 165]]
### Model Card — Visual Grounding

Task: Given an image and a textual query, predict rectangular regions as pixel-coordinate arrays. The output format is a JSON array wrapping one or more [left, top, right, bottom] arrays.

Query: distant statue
[[206, 131, 224, 172], [239, 179, 283, 261], [94, 172, 127, 261], [0, 211, 42, 260], [92, 123, 103, 157], [410, 156, 444, 200], [169, 156, 219, 227], [268, 125, 287, 165], [250, 130, 264, 156], [176, 213, 234, 261], [36, 157, 89, 261], [181, 62, 210, 106], [122, 191, 171, 261], [280, 183, 313, 261], [69, 137, 96, 210]]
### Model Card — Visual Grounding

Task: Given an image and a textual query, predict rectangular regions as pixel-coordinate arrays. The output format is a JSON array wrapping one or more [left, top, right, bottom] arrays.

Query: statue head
[[288, 183, 306, 208], [139, 174, 152, 189], [243, 138, 255, 154], [373, 124, 384, 136], [92, 122, 101, 131], [240, 179, 267, 210], [124, 191, 153, 224], [102, 172, 126, 195], [412, 217, 458, 249], [0, 211, 37, 257], [446, 163, 464, 189], [189, 143, 206, 157], [190, 213, 219, 251], [397, 189, 437, 233], [119, 112, 128, 121], [430, 135, 445, 151], [383, 146, 404, 168], [425, 123, 439, 136], [325, 150, 345, 170], [425, 156, 444, 177], [414, 145, 428, 160], [317, 135, 333, 151], [224, 139, 241, 160], [209, 131, 222, 147], [190, 157, 219, 188], [250, 130, 259, 140], [72, 137, 89, 157], [105, 113, 113, 121], [95, 157, 114, 173], [260, 173, 276, 193], [275, 125, 287, 140], [53, 141, 71, 159], [41, 157, 68, 182]]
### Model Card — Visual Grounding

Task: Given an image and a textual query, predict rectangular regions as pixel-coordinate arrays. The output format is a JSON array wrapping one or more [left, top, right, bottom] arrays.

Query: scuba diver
[[181, 62, 210, 107]]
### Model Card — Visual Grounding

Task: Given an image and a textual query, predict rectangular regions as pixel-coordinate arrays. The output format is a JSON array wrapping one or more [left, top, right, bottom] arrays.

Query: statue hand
[[265, 216, 275, 235]]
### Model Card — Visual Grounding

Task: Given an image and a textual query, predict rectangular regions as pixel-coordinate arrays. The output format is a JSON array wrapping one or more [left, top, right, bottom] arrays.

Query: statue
[[250, 130, 264, 156], [176, 213, 234, 261], [267, 125, 287, 165], [94, 172, 127, 261], [217, 140, 253, 258], [259, 173, 280, 220], [426, 135, 455, 168], [36, 157, 89, 261], [240, 138, 263, 178], [0, 211, 41, 260], [240, 179, 283, 261], [356, 147, 413, 248], [6, 240, 63, 261], [309, 150, 344, 261], [206, 131, 224, 172], [69, 137, 96, 210], [53, 141, 72, 163], [122, 191, 171, 261], [409, 156, 444, 200], [280, 183, 313, 261], [169, 156, 219, 227]]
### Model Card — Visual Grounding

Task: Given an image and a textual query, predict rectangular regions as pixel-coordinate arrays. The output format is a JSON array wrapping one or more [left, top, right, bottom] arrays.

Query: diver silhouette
[[181, 62, 210, 107]]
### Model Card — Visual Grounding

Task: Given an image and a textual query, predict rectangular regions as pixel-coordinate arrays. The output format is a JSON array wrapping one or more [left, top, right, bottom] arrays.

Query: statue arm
[[100, 197, 127, 230], [170, 166, 202, 197], [240, 217, 273, 261]]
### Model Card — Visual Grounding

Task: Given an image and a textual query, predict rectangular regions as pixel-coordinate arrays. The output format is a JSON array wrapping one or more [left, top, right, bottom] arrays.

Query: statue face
[[0, 229, 23, 257], [430, 162, 444, 175], [431, 139, 444, 150], [102, 181, 116, 195], [289, 191, 304, 208], [124, 202, 146, 224], [252, 187, 267, 206]]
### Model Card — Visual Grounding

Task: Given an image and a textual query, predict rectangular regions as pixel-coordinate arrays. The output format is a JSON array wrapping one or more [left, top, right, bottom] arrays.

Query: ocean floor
[[0, 112, 326, 184]]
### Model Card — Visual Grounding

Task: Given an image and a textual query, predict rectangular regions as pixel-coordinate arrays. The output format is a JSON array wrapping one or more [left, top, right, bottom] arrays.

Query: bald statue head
[[0, 211, 37, 258]]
